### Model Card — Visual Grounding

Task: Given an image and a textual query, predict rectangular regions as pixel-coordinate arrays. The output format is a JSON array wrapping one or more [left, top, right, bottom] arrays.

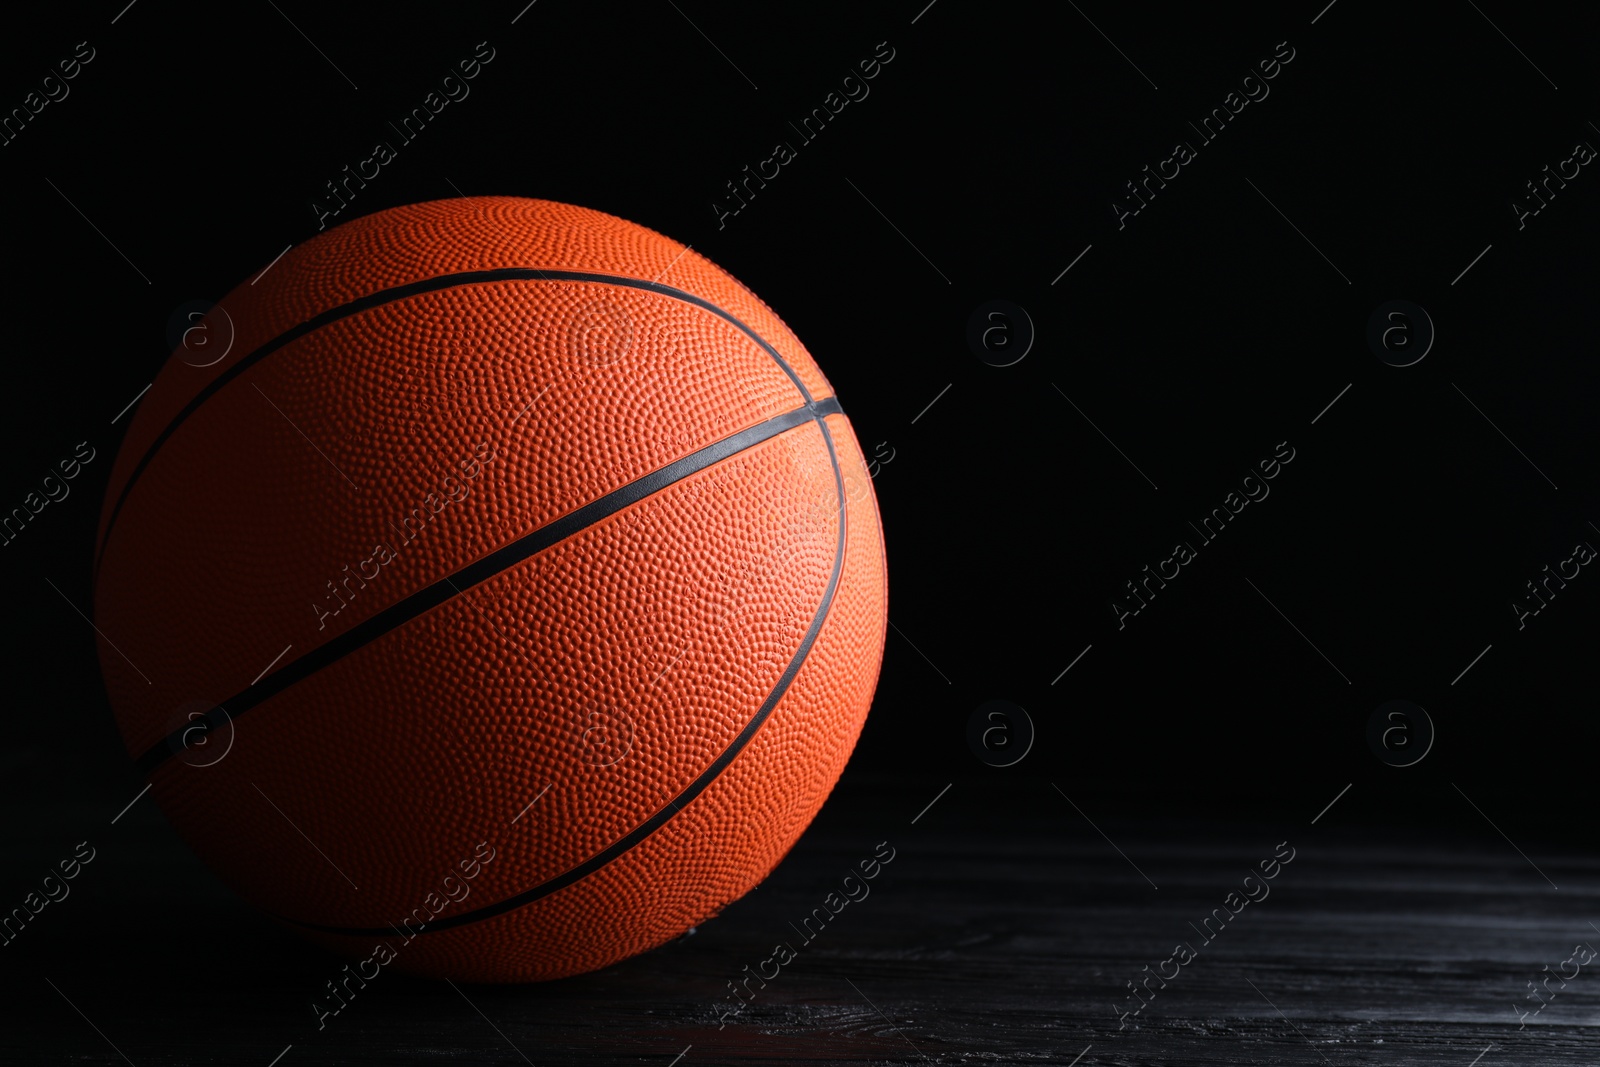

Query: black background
[[1, 0, 1598, 1061], [3, 0, 1595, 820]]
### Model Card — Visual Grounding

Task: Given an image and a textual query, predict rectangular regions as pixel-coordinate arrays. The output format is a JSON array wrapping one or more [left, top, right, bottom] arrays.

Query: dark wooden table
[[4, 767, 1596, 1066]]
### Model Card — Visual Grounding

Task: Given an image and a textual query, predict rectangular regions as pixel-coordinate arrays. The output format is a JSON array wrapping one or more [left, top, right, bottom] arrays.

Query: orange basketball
[[92, 197, 887, 982]]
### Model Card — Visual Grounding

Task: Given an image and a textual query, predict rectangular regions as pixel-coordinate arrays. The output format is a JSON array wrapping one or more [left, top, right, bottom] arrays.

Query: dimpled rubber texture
[[91, 197, 888, 982]]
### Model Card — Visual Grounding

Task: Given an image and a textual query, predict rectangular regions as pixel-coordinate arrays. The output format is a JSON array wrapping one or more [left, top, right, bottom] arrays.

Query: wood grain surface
[[3, 771, 1594, 1066]]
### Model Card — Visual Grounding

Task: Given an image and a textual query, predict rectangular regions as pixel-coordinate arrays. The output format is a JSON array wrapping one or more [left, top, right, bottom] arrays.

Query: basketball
[[92, 196, 888, 982]]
